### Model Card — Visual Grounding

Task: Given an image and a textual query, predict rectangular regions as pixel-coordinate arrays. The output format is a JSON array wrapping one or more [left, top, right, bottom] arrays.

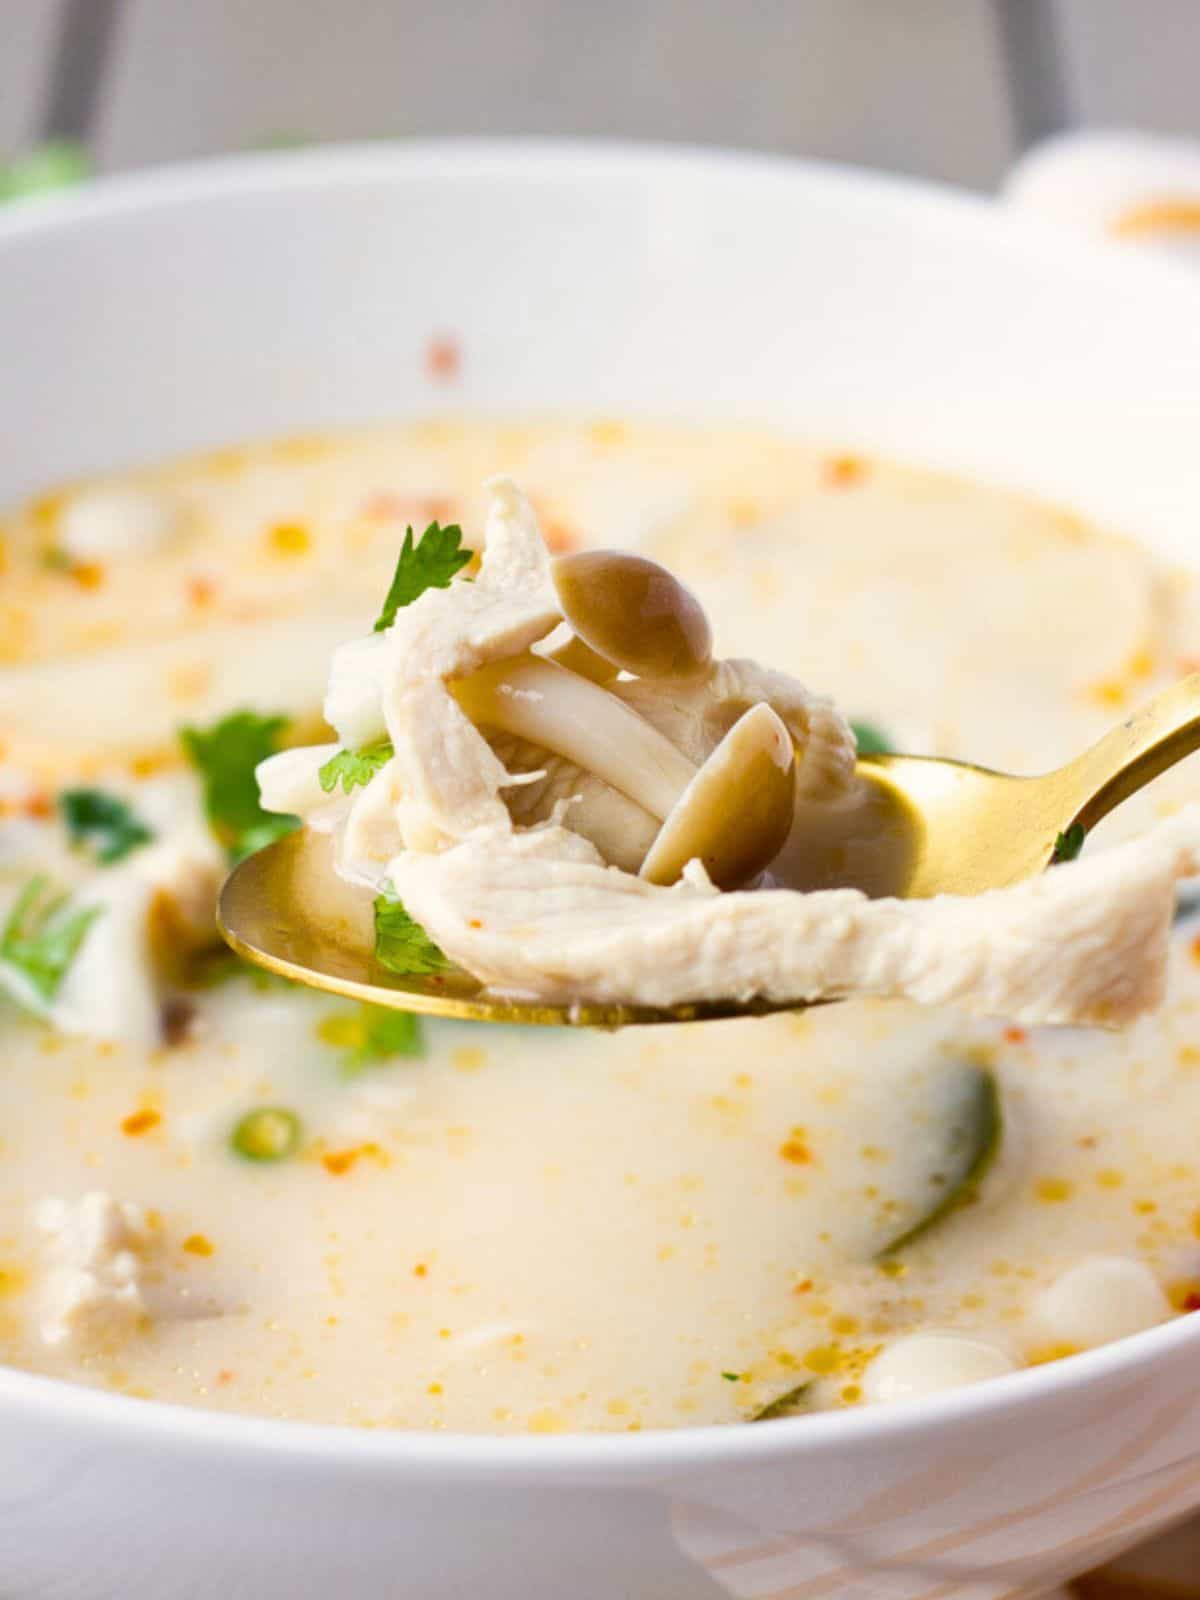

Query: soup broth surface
[[2, 419, 1199, 1432]]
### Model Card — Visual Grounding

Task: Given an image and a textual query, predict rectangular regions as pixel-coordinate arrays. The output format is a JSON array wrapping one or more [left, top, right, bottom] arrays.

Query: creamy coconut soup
[[2, 420, 1200, 1433]]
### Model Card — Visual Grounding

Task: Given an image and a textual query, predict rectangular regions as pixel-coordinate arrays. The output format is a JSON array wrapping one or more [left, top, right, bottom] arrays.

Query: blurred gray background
[[2, 0, 1199, 190]]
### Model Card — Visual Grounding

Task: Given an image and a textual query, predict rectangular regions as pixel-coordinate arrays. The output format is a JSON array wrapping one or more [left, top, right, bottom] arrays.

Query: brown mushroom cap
[[539, 628, 619, 685], [551, 550, 713, 680], [639, 703, 796, 889]]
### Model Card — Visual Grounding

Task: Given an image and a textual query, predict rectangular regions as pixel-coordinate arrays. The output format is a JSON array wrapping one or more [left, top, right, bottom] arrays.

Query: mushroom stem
[[538, 628, 619, 684], [450, 655, 696, 820]]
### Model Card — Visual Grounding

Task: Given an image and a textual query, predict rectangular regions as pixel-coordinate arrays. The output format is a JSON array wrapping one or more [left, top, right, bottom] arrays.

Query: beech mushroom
[[551, 550, 712, 680], [538, 627, 619, 685], [451, 655, 697, 820], [640, 703, 796, 889]]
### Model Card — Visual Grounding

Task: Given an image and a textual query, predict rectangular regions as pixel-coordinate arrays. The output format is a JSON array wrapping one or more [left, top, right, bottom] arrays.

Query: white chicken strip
[[270, 474, 1193, 1026], [349, 476, 561, 854], [392, 812, 1200, 1025], [261, 475, 858, 877]]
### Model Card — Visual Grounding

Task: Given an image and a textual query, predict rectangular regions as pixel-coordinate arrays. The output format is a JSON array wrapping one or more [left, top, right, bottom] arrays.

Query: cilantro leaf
[[184, 948, 297, 993], [850, 719, 893, 756], [318, 739, 394, 795], [0, 140, 90, 204], [373, 521, 472, 632], [1051, 822, 1086, 864], [0, 876, 102, 1004], [59, 787, 155, 865], [374, 892, 452, 976], [180, 710, 299, 862], [320, 1003, 426, 1076]]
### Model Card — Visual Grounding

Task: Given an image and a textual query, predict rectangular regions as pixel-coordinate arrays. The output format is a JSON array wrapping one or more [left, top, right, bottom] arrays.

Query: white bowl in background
[[4, 142, 1200, 1600]]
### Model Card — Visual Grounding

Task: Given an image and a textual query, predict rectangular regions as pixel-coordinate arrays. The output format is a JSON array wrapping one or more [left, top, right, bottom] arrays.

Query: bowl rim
[[4, 1300, 1198, 1477], [3, 134, 1200, 1476]]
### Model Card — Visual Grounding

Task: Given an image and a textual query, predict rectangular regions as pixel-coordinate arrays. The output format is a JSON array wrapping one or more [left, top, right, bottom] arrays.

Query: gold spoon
[[218, 673, 1200, 1028]]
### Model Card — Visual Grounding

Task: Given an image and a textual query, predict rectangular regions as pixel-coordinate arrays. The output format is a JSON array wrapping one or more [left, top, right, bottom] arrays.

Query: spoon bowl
[[217, 825, 796, 1027], [218, 673, 1200, 1025]]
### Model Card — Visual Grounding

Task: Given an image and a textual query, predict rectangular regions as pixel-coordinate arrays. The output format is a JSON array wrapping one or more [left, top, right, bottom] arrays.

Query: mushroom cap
[[639, 702, 796, 889], [551, 550, 713, 680]]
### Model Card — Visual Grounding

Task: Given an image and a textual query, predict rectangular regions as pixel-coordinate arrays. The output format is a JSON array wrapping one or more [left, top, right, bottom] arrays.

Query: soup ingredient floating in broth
[[255, 478, 1200, 1026]]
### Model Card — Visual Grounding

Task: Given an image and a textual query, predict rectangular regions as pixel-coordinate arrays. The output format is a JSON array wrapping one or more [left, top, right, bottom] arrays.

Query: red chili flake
[[822, 455, 868, 489], [216, 1369, 235, 1385], [793, 1277, 814, 1295], [779, 1136, 812, 1166], [1003, 1025, 1027, 1045], [544, 519, 579, 553], [361, 491, 405, 522], [322, 1148, 361, 1177], [1183, 1292, 1200, 1313], [121, 1109, 161, 1137], [23, 792, 53, 820], [528, 495, 578, 553], [424, 334, 462, 383], [70, 560, 106, 590], [321, 1142, 385, 1177]]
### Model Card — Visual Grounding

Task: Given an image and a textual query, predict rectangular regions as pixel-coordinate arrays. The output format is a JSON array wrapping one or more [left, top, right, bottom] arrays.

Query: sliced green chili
[[230, 1106, 302, 1163]]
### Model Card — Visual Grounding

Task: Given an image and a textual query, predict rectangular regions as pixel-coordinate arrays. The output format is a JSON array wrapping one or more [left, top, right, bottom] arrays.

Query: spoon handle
[[1051, 672, 1200, 832]]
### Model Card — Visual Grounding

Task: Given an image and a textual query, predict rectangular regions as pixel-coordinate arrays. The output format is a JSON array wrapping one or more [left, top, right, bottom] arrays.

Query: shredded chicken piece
[[35, 1191, 154, 1349], [264, 475, 1194, 1025], [392, 813, 1200, 1024]]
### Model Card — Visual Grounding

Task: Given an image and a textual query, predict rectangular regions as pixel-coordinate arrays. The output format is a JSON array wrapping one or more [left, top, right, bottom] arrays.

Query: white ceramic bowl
[[4, 142, 1200, 1600]]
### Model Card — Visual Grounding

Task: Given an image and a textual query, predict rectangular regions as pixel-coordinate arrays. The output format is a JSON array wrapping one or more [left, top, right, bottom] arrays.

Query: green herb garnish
[[373, 521, 473, 632], [319, 1003, 425, 1075], [877, 1063, 1003, 1258], [180, 709, 299, 862], [850, 719, 892, 756], [374, 892, 452, 976], [183, 949, 297, 993], [720, 1371, 743, 1383], [0, 876, 102, 1004], [230, 1106, 302, 1163], [0, 140, 90, 203], [59, 787, 155, 864], [318, 738, 395, 795], [750, 1380, 814, 1422], [1051, 822, 1086, 864]]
